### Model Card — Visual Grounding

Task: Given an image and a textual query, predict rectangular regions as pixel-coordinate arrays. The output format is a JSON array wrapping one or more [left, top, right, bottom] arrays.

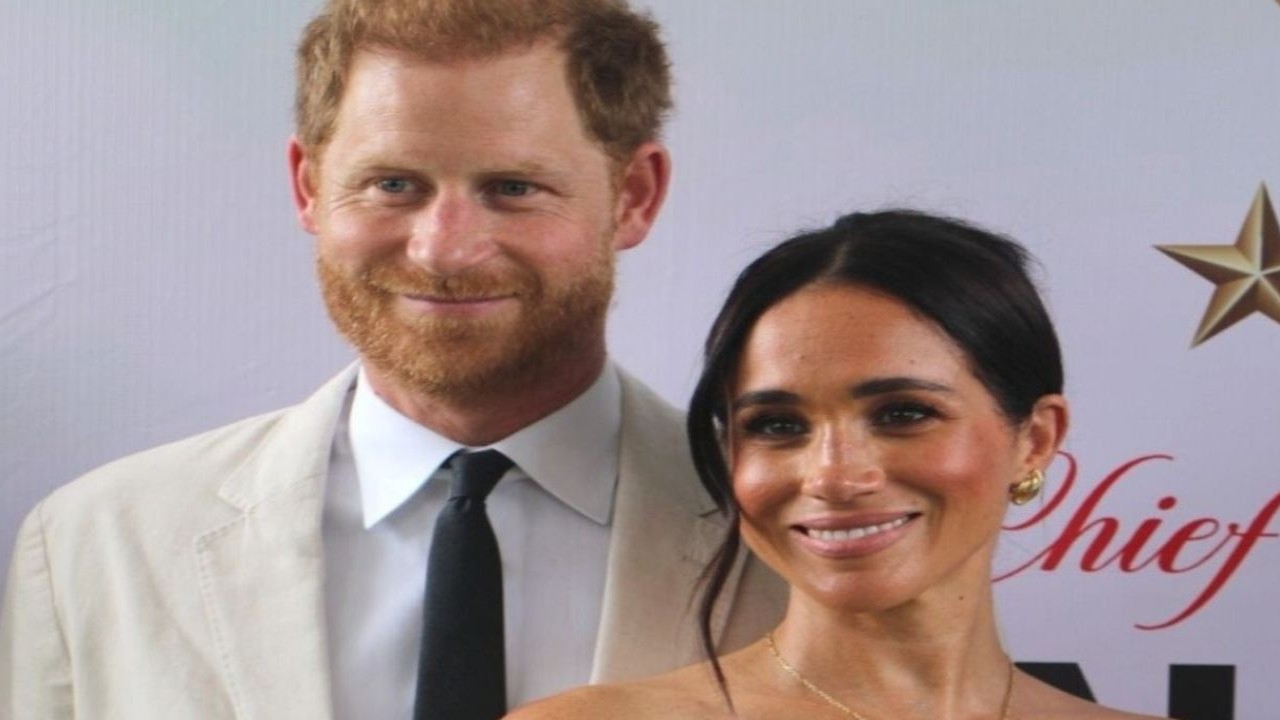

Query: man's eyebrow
[[471, 161, 577, 190], [347, 157, 565, 176], [851, 377, 954, 398], [476, 159, 565, 177], [508, 160, 555, 174]]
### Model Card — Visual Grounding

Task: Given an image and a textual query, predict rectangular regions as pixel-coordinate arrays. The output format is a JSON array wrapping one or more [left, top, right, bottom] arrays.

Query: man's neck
[[362, 352, 608, 446]]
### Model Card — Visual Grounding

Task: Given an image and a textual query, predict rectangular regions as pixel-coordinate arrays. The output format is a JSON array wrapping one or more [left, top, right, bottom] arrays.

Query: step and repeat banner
[[2, 2, 1276, 717]]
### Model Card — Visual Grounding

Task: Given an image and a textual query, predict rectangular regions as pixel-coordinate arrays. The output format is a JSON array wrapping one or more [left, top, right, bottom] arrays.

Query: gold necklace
[[764, 632, 1016, 719]]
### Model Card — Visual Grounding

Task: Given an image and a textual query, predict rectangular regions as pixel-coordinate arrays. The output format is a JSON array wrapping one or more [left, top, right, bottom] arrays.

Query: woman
[[510, 210, 1164, 719]]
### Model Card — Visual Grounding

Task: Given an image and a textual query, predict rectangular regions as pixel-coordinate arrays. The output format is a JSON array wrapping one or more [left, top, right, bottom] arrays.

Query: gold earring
[[1009, 469, 1044, 505]]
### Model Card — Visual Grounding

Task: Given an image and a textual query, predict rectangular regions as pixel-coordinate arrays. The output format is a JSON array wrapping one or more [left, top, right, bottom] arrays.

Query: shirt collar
[[349, 364, 621, 529]]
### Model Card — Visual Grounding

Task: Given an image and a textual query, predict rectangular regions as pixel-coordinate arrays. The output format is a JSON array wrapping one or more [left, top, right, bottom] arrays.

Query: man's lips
[[394, 292, 518, 316], [403, 294, 514, 303]]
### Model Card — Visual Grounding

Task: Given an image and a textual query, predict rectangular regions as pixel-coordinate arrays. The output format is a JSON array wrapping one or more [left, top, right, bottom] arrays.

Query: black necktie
[[414, 449, 514, 720]]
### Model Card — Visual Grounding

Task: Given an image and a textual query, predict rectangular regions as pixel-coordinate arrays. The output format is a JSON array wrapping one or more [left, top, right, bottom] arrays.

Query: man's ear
[[288, 136, 321, 235], [610, 141, 671, 251], [1019, 394, 1070, 474]]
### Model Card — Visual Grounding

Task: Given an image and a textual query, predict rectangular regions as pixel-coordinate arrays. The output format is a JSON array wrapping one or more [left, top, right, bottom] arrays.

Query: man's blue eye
[[377, 178, 412, 193], [495, 180, 533, 197]]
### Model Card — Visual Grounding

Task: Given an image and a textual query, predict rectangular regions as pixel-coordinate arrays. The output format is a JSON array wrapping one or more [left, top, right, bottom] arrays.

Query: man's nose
[[802, 428, 883, 502], [405, 190, 499, 275]]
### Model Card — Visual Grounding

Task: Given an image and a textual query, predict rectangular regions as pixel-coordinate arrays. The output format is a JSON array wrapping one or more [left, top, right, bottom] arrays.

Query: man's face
[[292, 43, 656, 400]]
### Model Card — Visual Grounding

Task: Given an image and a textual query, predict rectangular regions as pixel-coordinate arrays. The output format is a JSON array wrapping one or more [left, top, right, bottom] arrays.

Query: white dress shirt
[[323, 365, 621, 719]]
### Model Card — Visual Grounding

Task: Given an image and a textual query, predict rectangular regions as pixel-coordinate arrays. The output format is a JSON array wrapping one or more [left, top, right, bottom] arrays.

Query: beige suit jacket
[[0, 366, 785, 719]]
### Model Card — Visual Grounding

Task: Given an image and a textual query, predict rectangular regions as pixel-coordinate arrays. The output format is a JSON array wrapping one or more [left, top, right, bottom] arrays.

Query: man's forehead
[[347, 37, 569, 80], [326, 46, 595, 138], [336, 42, 575, 118]]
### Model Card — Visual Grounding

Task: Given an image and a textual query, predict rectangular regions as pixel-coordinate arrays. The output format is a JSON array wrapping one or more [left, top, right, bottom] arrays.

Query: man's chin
[[377, 352, 536, 400]]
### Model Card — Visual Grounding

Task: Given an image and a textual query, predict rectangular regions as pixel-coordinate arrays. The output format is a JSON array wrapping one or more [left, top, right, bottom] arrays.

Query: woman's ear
[[1019, 394, 1070, 473]]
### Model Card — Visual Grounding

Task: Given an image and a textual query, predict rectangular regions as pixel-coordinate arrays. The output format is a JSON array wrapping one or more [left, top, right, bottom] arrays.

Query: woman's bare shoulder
[[1034, 707, 1168, 720], [505, 665, 726, 720], [1017, 671, 1169, 720], [504, 684, 664, 720]]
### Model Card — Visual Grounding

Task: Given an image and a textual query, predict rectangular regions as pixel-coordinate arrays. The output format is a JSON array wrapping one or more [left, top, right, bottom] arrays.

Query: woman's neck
[[765, 582, 1012, 718]]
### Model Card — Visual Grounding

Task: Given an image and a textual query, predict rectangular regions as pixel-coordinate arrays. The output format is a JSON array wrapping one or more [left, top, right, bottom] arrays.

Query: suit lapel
[[590, 372, 750, 683], [196, 366, 356, 719]]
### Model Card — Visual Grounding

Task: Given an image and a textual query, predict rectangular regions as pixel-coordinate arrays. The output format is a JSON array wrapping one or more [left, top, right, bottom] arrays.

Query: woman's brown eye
[[743, 414, 807, 438], [873, 403, 935, 427]]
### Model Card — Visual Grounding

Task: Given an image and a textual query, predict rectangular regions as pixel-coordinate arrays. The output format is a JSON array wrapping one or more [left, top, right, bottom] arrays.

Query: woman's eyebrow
[[731, 389, 799, 410], [732, 378, 953, 409], [851, 377, 954, 398]]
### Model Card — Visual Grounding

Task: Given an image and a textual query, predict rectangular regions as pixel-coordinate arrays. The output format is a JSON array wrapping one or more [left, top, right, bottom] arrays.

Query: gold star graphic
[[1156, 183, 1280, 346]]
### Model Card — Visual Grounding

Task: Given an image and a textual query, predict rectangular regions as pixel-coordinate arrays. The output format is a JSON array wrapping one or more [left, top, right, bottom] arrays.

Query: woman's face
[[728, 282, 1056, 611]]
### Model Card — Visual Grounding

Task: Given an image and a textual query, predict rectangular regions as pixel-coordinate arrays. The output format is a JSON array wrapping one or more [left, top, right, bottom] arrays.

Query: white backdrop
[[2, 2, 1276, 717]]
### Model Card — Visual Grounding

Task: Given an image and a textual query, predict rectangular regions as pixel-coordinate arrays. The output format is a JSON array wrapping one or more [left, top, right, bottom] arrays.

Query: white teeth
[[807, 515, 911, 541]]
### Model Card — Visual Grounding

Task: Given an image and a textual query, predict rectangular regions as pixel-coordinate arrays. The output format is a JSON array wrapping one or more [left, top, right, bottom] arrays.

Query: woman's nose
[[802, 428, 884, 502]]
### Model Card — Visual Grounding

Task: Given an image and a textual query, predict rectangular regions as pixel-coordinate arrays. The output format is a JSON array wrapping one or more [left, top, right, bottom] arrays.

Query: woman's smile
[[790, 511, 922, 558]]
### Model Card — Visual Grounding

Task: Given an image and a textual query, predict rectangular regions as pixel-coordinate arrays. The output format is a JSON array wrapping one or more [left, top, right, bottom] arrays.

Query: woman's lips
[[790, 512, 921, 558], [803, 514, 912, 541]]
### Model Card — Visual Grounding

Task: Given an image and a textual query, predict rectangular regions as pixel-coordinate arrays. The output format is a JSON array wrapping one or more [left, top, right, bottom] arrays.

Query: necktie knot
[[448, 449, 513, 502]]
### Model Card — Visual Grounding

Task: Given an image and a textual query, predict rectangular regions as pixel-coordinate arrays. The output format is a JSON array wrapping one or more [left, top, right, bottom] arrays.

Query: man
[[0, 1, 784, 718]]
